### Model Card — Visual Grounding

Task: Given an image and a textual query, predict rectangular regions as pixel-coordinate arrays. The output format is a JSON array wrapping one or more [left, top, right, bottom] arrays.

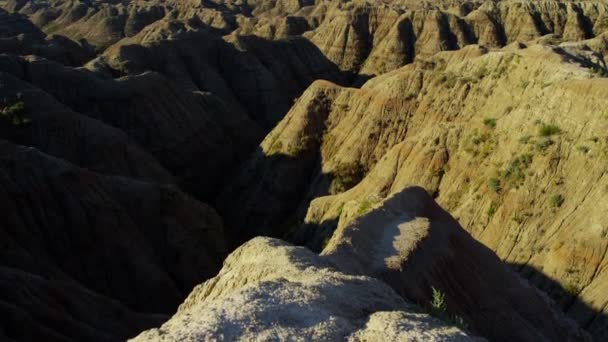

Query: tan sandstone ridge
[[1, 0, 607, 340], [304, 0, 608, 76], [132, 188, 589, 341], [6, 0, 608, 78], [96, 17, 347, 128], [222, 41, 608, 338], [130, 236, 475, 341]]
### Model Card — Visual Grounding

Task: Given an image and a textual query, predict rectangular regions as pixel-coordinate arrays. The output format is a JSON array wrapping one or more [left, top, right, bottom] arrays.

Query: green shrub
[[487, 204, 497, 217], [430, 287, 446, 316], [428, 287, 468, 331], [550, 194, 564, 208], [483, 118, 497, 128], [1, 100, 31, 126], [4, 101, 25, 116], [488, 178, 501, 192], [501, 154, 533, 185], [538, 124, 561, 136]]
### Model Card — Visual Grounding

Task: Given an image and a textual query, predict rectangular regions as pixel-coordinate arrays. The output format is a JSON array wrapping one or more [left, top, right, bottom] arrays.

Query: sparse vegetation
[[488, 178, 501, 192], [483, 118, 497, 128], [501, 154, 533, 186], [487, 203, 497, 217], [428, 287, 468, 331], [0, 100, 31, 126], [430, 287, 446, 316], [549, 194, 564, 208], [329, 162, 365, 194], [465, 129, 496, 157], [538, 124, 561, 137]]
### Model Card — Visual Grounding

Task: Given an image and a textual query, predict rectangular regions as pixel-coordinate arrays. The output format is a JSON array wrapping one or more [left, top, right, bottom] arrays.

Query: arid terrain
[[1, 0, 608, 341]]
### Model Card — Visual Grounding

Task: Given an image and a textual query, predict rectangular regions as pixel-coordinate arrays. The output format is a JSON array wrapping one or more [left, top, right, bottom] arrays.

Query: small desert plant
[[483, 118, 497, 128], [488, 178, 501, 192], [487, 204, 497, 217], [538, 124, 561, 136], [550, 194, 565, 208], [430, 287, 446, 316], [1, 100, 30, 126], [3, 100, 25, 116], [428, 287, 468, 331]]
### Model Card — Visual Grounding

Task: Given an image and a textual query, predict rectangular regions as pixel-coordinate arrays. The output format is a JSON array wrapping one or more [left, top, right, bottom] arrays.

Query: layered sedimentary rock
[[0, 53, 263, 199], [133, 189, 590, 341], [97, 18, 346, 128], [0, 66, 174, 184], [130, 237, 474, 342], [0, 138, 229, 340], [322, 187, 589, 341], [0, 1, 607, 341], [305, 0, 608, 76], [225, 42, 608, 338], [7, 0, 608, 77], [0, 9, 93, 66]]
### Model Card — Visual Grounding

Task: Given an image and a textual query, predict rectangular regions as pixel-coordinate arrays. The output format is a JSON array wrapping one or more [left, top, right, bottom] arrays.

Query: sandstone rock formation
[[322, 187, 589, 341], [130, 237, 474, 342], [222, 41, 608, 338], [0, 9, 93, 66], [1, 0, 607, 340], [0, 139, 228, 340], [0, 53, 264, 199], [97, 18, 347, 128]]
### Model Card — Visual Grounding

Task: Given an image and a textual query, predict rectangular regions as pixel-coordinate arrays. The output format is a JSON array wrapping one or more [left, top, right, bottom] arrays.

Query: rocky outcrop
[[0, 66, 173, 184], [225, 41, 608, 339], [130, 237, 474, 341], [0, 266, 164, 342], [98, 18, 346, 128], [322, 187, 589, 341], [305, 0, 608, 76], [0, 138, 228, 340], [216, 80, 344, 239], [0, 9, 93, 66], [0, 54, 263, 199]]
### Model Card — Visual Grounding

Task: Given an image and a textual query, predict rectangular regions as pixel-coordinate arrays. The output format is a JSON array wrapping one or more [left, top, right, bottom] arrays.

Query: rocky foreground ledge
[[130, 236, 474, 341], [131, 188, 589, 342]]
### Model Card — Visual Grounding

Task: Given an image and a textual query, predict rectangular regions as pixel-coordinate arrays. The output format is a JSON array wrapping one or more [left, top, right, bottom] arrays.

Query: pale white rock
[[130, 237, 474, 342]]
